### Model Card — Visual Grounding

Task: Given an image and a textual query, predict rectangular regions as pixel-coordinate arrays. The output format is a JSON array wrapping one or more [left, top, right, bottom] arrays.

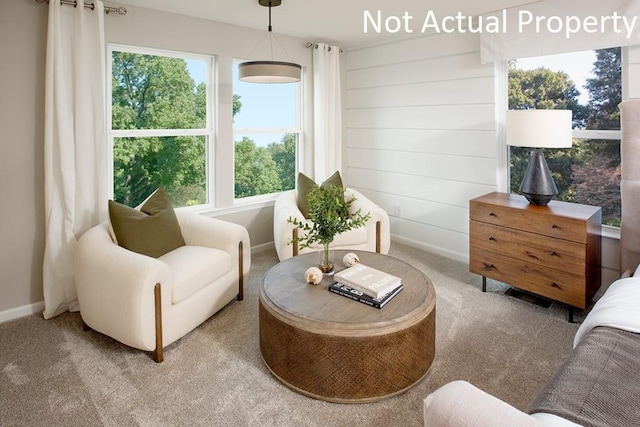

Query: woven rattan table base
[[259, 251, 436, 403], [259, 302, 435, 403]]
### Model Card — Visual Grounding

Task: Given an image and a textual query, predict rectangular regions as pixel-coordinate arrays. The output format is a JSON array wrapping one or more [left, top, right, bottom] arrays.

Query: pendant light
[[239, 0, 302, 84]]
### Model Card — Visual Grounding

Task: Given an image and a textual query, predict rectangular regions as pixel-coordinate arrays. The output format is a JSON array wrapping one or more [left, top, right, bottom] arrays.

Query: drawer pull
[[482, 262, 496, 270], [551, 282, 559, 288], [526, 252, 539, 260], [489, 236, 496, 241], [489, 212, 497, 217], [550, 251, 558, 256], [552, 224, 558, 229]]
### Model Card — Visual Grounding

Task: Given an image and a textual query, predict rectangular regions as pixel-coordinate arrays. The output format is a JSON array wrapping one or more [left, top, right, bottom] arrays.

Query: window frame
[[504, 49, 623, 231], [231, 59, 303, 203], [107, 44, 215, 209]]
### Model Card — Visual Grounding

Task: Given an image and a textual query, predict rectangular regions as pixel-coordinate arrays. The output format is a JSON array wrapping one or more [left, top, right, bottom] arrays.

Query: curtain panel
[[312, 43, 342, 182], [43, 0, 108, 319], [480, 0, 640, 63]]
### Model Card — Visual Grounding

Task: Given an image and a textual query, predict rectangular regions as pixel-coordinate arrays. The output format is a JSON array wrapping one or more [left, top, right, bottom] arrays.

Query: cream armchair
[[75, 210, 250, 362], [274, 188, 390, 261]]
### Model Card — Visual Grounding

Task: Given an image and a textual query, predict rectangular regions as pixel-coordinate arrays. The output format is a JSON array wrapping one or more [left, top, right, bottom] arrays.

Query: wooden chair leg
[[375, 221, 381, 253], [152, 283, 164, 363], [292, 228, 299, 256], [237, 241, 244, 301]]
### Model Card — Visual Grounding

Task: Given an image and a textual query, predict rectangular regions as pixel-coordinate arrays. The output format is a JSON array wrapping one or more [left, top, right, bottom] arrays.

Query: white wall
[[344, 32, 498, 262], [344, 32, 629, 291], [0, 0, 47, 319]]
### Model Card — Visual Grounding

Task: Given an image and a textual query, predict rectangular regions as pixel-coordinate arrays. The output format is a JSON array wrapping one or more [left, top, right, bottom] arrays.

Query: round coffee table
[[259, 250, 436, 403]]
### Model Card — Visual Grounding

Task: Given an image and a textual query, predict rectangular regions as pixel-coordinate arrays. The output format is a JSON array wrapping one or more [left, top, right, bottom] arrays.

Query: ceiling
[[115, 0, 544, 48]]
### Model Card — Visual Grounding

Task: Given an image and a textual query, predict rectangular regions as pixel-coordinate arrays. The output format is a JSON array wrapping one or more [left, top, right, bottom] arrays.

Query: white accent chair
[[75, 210, 250, 362], [273, 188, 390, 261]]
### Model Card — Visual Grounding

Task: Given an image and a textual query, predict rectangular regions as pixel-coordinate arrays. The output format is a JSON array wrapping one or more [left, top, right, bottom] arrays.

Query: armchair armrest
[[75, 223, 171, 351], [175, 210, 251, 287], [423, 381, 542, 427], [273, 190, 308, 261], [346, 188, 390, 254]]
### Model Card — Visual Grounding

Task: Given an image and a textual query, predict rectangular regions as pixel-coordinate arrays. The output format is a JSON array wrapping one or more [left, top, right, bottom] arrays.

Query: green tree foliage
[[269, 133, 297, 192], [234, 134, 297, 198], [585, 48, 621, 131], [579, 48, 622, 224], [234, 137, 281, 198], [112, 51, 207, 207]]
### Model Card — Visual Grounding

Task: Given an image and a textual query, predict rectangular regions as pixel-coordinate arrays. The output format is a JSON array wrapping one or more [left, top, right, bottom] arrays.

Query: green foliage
[[585, 48, 621, 131], [269, 133, 297, 192], [234, 134, 296, 198], [111, 51, 207, 207], [287, 185, 371, 250], [508, 65, 587, 127], [234, 137, 281, 198]]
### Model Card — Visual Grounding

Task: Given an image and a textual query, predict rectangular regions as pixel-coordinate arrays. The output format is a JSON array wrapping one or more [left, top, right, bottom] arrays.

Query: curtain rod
[[305, 42, 343, 54], [35, 0, 127, 15]]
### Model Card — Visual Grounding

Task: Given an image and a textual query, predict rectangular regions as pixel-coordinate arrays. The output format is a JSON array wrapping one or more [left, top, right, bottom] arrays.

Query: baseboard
[[391, 234, 469, 264], [0, 301, 44, 324], [251, 241, 276, 255]]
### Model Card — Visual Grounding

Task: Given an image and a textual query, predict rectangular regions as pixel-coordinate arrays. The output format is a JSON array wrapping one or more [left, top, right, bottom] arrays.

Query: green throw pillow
[[108, 188, 185, 258], [297, 171, 344, 218]]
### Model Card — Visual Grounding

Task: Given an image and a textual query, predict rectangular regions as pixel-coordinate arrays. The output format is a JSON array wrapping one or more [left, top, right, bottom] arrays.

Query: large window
[[508, 48, 622, 226], [108, 46, 213, 208], [232, 61, 300, 199]]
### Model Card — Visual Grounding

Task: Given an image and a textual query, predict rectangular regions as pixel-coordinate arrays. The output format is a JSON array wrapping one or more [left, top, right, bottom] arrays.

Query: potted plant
[[288, 184, 371, 274]]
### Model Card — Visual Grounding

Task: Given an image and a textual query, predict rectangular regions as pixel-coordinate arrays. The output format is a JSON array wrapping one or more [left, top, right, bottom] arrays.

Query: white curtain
[[43, 0, 108, 319], [312, 43, 342, 182], [481, 0, 640, 63]]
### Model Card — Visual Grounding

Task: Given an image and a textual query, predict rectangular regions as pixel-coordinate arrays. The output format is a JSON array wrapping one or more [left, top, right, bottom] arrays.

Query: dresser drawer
[[469, 248, 586, 308], [469, 220, 586, 276], [470, 199, 588, 243]]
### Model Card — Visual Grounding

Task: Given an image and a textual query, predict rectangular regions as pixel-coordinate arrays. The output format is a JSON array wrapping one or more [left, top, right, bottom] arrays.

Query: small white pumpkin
[[343, 252, 360, 267], [305, 267, 323, 285]]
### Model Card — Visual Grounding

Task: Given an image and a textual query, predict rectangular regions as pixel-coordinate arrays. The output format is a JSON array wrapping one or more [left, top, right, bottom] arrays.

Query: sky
[[513, 50, 597, 105], [186, 58, 297, 147]]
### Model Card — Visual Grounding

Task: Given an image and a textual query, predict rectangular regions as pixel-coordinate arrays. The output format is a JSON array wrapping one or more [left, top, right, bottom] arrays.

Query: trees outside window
[[232, 61, 300, 199], [508, 48, 621, 226], [109, 46, 212, 208]]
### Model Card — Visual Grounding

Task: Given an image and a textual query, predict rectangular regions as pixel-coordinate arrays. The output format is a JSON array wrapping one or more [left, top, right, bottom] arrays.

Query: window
[[108, 45, 213, 208], [232, 61, 300, 199], [508, 48, 622, 226]]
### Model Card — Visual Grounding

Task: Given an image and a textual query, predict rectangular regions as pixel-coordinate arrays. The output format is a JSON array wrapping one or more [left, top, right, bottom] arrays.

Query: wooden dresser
[[469, 192, 602, 321]]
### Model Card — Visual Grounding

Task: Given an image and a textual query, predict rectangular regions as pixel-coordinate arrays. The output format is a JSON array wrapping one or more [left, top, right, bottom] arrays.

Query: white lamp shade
[[238, 61, 301, 83], [507, 109, 573, 148]]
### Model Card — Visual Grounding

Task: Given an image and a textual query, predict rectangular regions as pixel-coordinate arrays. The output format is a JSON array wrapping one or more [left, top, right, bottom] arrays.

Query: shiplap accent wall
[[344, 32, 498, 261]]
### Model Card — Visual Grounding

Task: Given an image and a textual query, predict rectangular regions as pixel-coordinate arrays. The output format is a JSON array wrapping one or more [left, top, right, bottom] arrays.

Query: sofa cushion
[[160, 245, 232, 304], [297, 171, 344, 218], [108, 188, 185, 258]]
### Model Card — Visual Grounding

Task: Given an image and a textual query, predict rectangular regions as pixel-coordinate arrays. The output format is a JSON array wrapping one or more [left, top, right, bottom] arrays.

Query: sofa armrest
[[423, 381, 543, 427], [75, 223, 172, 351], [176, 210, 251, 284]]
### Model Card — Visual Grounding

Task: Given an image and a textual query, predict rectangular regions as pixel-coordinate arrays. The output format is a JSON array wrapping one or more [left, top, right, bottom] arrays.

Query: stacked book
[[329, 263, 403, 309]]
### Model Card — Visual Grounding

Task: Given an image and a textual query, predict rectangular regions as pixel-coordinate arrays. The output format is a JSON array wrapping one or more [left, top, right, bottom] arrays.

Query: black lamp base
[[519, 148, 558, 206]]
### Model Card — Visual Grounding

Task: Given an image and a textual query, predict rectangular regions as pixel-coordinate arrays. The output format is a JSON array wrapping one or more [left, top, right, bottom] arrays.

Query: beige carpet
[[0, 243, 580, 426]]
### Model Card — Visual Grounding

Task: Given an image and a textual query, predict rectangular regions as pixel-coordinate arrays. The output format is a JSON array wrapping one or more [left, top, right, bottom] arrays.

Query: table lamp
[[507, 109, 573, 206]]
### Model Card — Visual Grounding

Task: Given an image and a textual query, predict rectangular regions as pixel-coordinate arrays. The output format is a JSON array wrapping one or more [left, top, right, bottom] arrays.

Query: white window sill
[[177, 193, 281, 217]]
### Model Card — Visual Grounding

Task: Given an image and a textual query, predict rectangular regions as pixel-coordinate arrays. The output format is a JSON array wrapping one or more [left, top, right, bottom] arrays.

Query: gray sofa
[[423, 267, 640, 426]]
